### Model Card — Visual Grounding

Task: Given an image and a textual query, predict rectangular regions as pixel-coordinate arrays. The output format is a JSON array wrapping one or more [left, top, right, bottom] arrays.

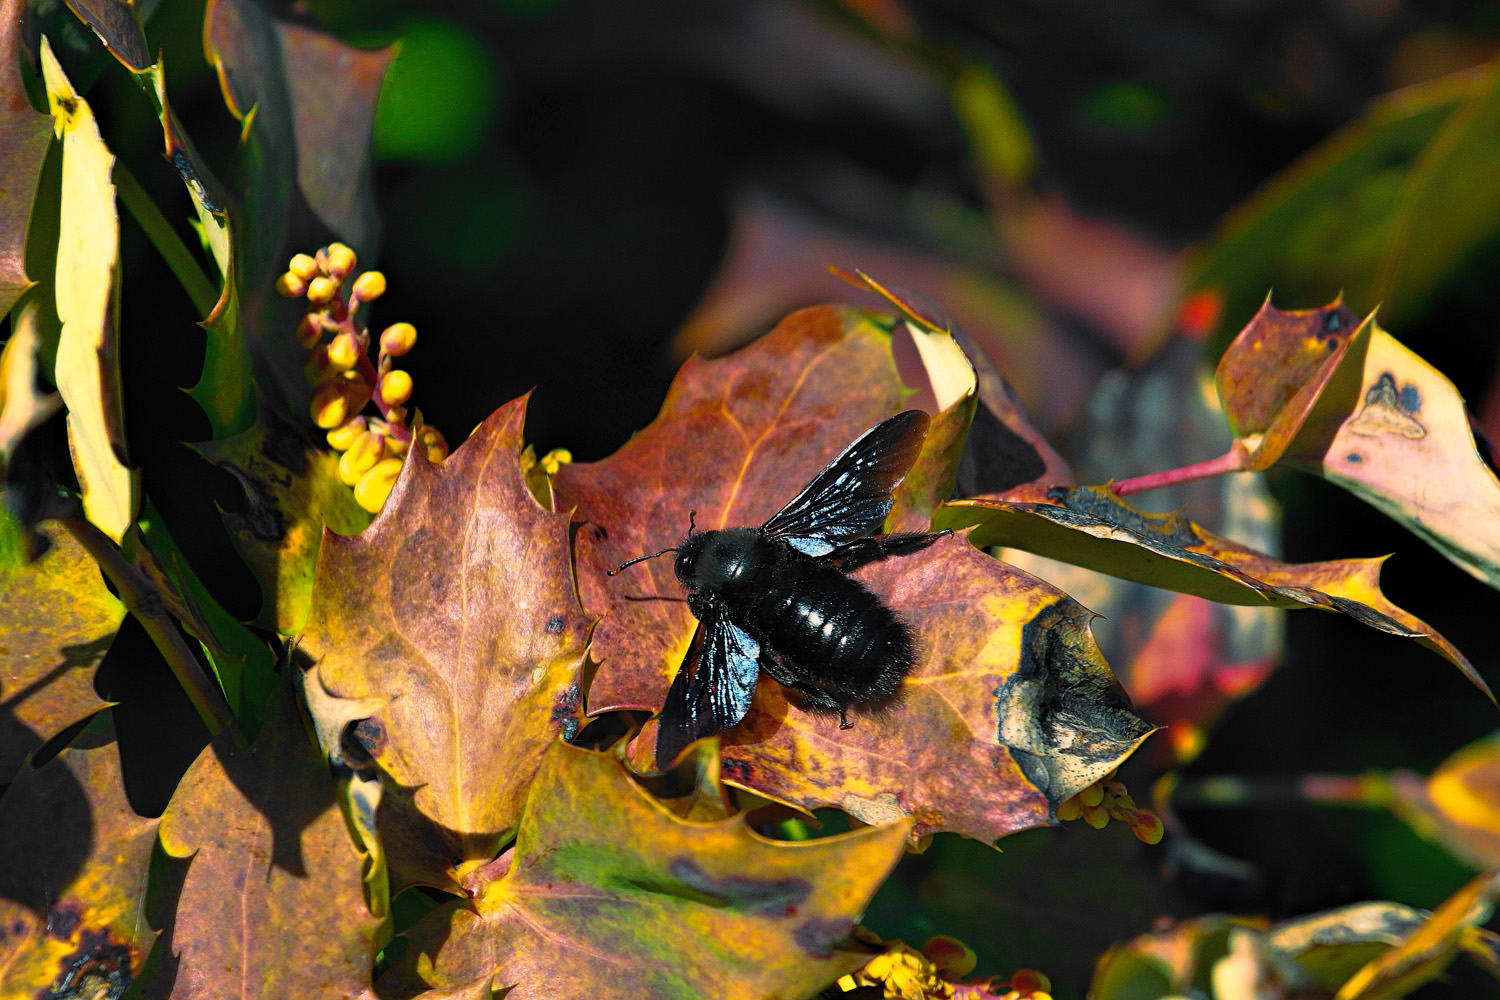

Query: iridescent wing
[[760, 410, 930, 557], [654, 606, 761, 766]]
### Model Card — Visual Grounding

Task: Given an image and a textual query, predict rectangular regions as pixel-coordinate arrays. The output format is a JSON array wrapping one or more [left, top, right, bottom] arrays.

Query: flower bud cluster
[[1054, 770, 1164, 844], [277, 244, 448, 512], [835, 931, 1050, 999]]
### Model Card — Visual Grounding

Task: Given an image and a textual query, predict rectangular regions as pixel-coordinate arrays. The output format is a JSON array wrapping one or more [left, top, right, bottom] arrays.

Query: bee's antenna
[[606, 547, 678, 576], [687, 509, 697, 534]]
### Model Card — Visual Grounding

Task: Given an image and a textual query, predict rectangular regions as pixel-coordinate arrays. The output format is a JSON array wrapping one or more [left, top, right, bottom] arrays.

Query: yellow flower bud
[[382, 433, 410, 457], [288, 253, 319, 281], [326, 416, 367, 451], [1082, 803, 1110, 829], [325, 242, 356, 278], [275, 272, 307, 298], [379, 321, 417, 357], [355, 457, 404, 512], [311, 381, 351, 429], [307, 275, 338, 305], [417, 426, 448, 462], [351, 270, 386, 302], [327, 331, 362, 372], [384, 405, 408, 427], [295, 312, 323, 349], [539, 448, 572, 475], [1078, 782, 1105, 808], [1055, 798, 1082, 822], [1130, 811, 1164, 845], [338, 430, 385, 485], [922, 935, 977, 979], [378, 369, 413, 406]]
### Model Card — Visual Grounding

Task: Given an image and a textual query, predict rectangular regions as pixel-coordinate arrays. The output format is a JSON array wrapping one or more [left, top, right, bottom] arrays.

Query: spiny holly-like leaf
[[377, 740, 911, 1000], [1190, 60, 1500, 343], [938, 486, 1488, 699], [0, 0, 54, 323], [151, 681, 381, 998], [195, 419, 372, 634], [62, 0, 150, 71], [40, 38, 139, 543], [1214, 296, 1361, 471], [0, 508, 123, 782], [298, 397, 589, 892], [1336, 871, 1500, 1000], [1088, 903, 1468, 1000], [1278, 316, 1500, 591], [1389, 733, 1500, 872], [0, 717, 157, 997], [556, 306, 1151, 841]]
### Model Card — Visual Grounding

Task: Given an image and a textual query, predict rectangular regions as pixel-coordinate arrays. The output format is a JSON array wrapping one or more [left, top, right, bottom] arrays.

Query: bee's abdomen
[[745, 556, 912, 705]]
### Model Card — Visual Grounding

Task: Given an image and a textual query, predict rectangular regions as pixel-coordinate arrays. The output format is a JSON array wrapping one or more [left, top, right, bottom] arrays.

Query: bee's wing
[[654, 608, 761, 767], [760, 410, 930, 556]]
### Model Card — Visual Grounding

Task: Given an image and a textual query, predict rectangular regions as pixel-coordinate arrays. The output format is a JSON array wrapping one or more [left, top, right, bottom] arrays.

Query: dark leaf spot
[[591, 525, 608, 541], [793, 916, 852, 958], [343, 717, 386, 765], [667, 858, 810, 917], [721, 758, 753, 783], [546, 615, 566, 635], [48, 926, 135, 999], [550, 685, 581, 742], [45, 903, 82, 939], [1398, 383, 1421, 414], [1346, 452, 1362, 463]]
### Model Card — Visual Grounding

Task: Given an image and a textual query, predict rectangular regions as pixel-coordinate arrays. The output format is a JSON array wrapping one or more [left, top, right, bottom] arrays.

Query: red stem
[[1109, 446, 1247, 497]]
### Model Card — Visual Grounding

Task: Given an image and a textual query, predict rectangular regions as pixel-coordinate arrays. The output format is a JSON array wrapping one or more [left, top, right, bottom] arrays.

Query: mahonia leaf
[[1336, 871, 1500, 1000], [39, 38, 139, 543], [555, 305, 1152, 842], [152, 681, 382, 998], [1088, 901, 1493, 1000], [1213, 296, 1361, 471], [0, 507, 123, 782], [938, 485, 1489, 699], [1280, 316, 1500, 591], [1389, 732, 1500, 872], [376, 740, 911, 1000], [0, 7, 54, 323], [62, 0, 150, 71], [0, 718, 157, 996], [1218, 298, 1500, 589], [1190, 60, 1500, 343], [298, 397, 589, 892], [195, 419, 372, 634]]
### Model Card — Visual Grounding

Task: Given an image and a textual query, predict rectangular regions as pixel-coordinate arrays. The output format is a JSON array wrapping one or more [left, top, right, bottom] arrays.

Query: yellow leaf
[[39, 38, 138, 542]]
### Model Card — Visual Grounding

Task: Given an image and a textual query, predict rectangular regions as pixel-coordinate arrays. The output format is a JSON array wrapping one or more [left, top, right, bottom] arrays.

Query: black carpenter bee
[[608, 410, 945, 765]]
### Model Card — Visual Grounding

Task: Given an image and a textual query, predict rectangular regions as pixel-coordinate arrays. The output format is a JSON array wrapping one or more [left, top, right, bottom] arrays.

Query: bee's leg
[[838, 706, 852, 729], [828, 530, 950, 570]]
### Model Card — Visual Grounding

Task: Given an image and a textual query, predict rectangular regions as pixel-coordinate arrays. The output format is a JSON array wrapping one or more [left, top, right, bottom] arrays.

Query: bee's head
[[673, 531, 708, 582]]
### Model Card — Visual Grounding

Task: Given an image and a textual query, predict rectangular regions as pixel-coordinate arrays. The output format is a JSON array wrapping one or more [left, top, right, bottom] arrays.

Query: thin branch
[[62, 513, 244, 747], [113, 160, 220, 318]]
